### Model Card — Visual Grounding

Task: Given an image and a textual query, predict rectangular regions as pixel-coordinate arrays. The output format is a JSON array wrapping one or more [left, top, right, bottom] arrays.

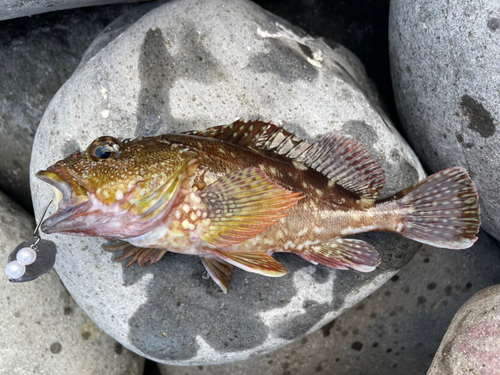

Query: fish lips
[[35, 170, 92, 234]]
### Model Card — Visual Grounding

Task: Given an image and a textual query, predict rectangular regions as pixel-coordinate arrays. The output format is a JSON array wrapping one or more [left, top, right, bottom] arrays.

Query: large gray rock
[[389, 0, 500, 240], [0, 4, 135, 212], [428, 283, 500, 375], [30, 0, 427, 365], [158, 231, 500, 374], [0, 0, 139, 21], [0, 190, 145, 375]]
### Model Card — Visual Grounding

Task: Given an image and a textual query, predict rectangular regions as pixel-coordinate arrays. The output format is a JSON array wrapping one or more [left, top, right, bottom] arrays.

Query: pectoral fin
[[200, 256, 234, 293], [211, 249, 289, 277], [199, 167, 303, 247]]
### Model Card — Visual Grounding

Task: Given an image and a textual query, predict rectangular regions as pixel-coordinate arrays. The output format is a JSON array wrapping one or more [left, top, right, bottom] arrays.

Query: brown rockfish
[[36, 121, 480, 293]]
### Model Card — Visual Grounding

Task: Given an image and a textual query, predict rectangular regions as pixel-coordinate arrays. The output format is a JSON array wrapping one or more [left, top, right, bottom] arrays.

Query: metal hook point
[[33, 198, 53, 238]]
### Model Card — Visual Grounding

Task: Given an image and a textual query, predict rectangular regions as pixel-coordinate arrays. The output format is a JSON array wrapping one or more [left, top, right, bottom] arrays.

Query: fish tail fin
[[388, 167, 480, 249]]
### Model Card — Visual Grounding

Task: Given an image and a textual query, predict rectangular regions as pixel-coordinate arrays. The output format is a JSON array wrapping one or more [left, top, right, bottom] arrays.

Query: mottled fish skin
[[36, 120, 480, 292]]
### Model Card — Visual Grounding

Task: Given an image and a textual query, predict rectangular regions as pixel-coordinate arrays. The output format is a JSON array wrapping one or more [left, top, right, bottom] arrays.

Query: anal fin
[[211, 249, 289, 277], [299, 238, 380, 272], [200, 256, 234, 293]]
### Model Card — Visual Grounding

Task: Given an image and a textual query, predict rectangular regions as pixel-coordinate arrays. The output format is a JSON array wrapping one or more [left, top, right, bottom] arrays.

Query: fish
[[36, 120, 480, 293]]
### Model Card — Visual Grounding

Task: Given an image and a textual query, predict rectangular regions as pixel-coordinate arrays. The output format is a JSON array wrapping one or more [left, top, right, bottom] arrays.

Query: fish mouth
[[35, 169, 91, 234]]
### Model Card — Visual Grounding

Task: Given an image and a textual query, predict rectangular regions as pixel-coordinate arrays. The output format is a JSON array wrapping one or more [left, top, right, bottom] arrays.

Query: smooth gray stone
[[158, 231, 500, 374], [428, 283, 500, 375], [389, 0, 500, 240], [0, 4, 135, 212], [0, 0, 140, 21], [0, 191, 145, 375], [30, 0, 426, 365]]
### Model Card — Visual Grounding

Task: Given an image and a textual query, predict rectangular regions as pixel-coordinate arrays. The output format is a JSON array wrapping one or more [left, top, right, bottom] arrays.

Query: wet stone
[[158, 231, 500, 374], [0, 0, 138, 21], [31, 0, 424, 365], [389, 0, 500, 240], [0, 191, 144, 374], [428, 284, 500, 375], [0, 3, 135, 212]]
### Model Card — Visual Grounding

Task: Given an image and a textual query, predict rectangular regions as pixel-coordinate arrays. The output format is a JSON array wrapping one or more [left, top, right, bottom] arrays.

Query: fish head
[[36, 135, 195, 238]]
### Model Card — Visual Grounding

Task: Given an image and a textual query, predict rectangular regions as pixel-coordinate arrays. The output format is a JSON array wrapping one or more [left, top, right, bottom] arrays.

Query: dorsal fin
[[186, 120, 385, 199], [185, 120, 310, 158], [295, 131, 385, 199]]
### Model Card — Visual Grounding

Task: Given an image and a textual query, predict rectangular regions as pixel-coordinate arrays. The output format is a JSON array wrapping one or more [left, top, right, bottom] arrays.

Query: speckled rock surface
[[428, 283, 500, 375], [0, 191, 145, 375], [389, 0, 500, 240], [0, 0, 140, 21], [0, 4, 136, 212], [158, 231, 500, 374], [30, 0, 426, 365]]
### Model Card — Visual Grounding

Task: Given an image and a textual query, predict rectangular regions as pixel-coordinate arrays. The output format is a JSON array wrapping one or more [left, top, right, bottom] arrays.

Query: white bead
[[5, 261, 26, 279], [16, 247, 37, 265]]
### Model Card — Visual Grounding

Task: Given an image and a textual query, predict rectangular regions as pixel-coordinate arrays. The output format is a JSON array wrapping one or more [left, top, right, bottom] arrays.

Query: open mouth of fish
[[35, 170, 91, 234]]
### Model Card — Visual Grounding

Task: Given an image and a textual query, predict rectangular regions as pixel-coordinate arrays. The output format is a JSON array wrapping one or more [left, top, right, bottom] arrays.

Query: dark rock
[[0, 4, 136, 213], [0, 0, 139, 21], [389, 0, 500, 240]]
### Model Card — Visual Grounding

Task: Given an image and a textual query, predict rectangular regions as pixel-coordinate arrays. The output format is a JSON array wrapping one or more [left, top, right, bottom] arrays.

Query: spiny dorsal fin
[[186, 120, 385, 199], [185, 120, 311, 158], [199, 167, 303, 247]]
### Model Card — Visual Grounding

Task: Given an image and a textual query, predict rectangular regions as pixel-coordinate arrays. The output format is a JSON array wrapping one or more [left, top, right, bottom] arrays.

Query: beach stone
[[0, 0, 140, 21], [0, 4, 136, 212], [254, 0, 398, 125], [428, 283, 500, 375], [30, 0, 427, 365], [389, 0, 500, 240], [158, 231, 500, 374], [0, 190, 145, 375]]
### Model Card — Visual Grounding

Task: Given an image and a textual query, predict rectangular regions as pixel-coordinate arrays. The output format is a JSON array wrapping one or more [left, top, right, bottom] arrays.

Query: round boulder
[[389, 0, 500, 240], [0, 191, 144, 374], [31, 0, 425, 365], [428, 284, 500, 374]]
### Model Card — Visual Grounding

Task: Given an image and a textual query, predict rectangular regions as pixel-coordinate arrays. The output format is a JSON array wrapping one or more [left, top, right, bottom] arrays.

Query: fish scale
[[36, 120, 480, 293]]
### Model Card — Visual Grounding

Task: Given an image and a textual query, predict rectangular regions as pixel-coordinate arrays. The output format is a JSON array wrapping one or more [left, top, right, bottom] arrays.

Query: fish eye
[[87, 136, 122, 161]]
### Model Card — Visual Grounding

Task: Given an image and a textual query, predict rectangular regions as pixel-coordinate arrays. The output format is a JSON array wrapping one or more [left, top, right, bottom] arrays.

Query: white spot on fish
[[292, 161, 308, 171], [268, 166, 278, 174], [115, 190, 124, 200], [181, 220, 195, 230], [101, 109, 110, 118], [297, 228, 308, 237], [313, 227, 324, 235]]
